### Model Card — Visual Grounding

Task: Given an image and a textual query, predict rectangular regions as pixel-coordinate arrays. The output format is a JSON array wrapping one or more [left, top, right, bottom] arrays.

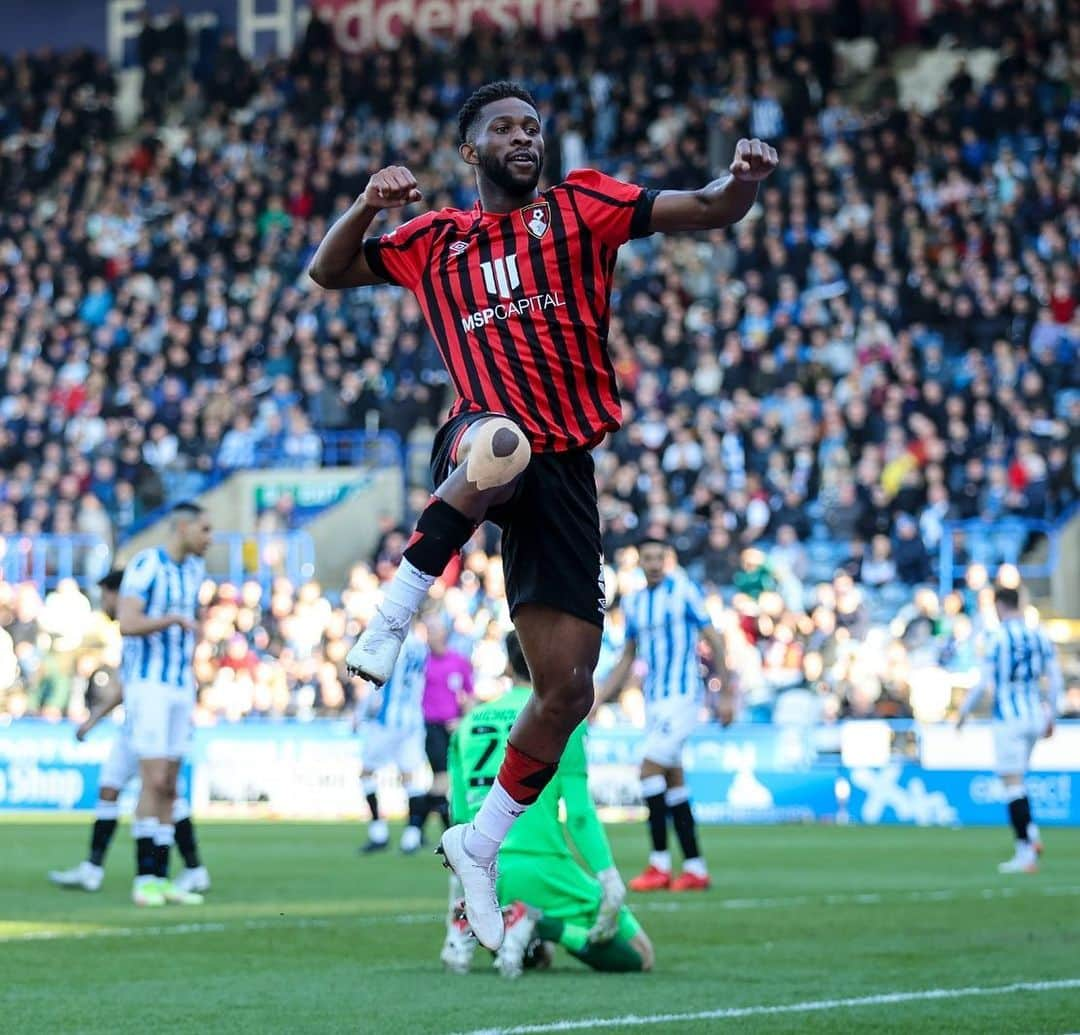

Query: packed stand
[[3, 550, 1079, 727], [2, 5, 1080, 725], [0, 4, 1076, 572]]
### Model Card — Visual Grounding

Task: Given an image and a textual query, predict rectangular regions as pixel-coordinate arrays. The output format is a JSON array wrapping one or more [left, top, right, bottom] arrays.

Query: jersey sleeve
[[623, 593, 639, 642], [447, 728, 468, 826], [119, 550, 159, 603], [560, 725, 615, 874], [563, 169, 658, 247], [361, 210, 439, 290], [684, 580, 711, 629]]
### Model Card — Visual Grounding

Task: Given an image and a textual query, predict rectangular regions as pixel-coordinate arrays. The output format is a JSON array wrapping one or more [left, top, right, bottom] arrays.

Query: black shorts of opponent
[[430, 412, 605, 629]]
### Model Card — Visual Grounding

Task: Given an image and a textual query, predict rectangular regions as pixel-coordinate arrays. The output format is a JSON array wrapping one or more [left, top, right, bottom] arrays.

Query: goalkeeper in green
[[442, 631, 654, 977]]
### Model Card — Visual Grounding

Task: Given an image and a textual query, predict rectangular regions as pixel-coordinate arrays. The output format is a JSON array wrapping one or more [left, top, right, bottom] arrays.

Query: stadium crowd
[[0, 3, 1078, 724]]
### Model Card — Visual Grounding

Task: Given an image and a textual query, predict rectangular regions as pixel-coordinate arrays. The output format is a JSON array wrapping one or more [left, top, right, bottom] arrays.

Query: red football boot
[[628, 864, 671, 892], [671, 870, 711, 892]]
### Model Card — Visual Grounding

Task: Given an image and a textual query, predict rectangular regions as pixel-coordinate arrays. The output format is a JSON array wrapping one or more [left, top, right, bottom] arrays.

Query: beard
[[478, 149, 541, 197]]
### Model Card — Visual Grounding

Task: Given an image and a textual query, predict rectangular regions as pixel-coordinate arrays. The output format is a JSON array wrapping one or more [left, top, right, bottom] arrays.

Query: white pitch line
[[637, 884, 1080, 913], [454, 978, 1080, 1035], [7, 885, 1080, 943]]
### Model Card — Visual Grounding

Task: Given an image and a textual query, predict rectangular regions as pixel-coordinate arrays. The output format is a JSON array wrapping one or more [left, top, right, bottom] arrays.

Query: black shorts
[[425, 721, 451, 774], [431, 412, 605, 629]]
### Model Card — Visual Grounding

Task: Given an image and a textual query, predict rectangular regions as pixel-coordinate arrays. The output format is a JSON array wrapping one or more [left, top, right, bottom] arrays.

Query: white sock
[[95, 799, 120, 820], [132, 817, 158, 840], [665, 786, 691, 807], [134, 874, 158, 887], [379, 559, 436, 626], [683, 857, 708, 878], [154, 824, 175, 849], [464, 779, 526, 863], [1028, 822, 1040, 843], [641, 774, 667, 798], [172, 797, 192, 823], [368, 818, 389, 844], [649, 850, 672, 872]]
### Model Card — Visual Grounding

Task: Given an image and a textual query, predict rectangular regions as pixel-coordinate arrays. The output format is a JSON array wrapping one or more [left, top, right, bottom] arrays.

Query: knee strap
[[464, 418, 531, 491]]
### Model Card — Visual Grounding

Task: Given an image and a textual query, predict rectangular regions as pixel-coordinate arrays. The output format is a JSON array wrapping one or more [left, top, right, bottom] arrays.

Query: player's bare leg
[[347, 416, 529, 684], [440, 606, 600, 949]]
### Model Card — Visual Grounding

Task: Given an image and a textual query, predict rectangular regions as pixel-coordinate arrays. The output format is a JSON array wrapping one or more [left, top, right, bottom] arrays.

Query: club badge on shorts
[[522, 202, 550, 240]]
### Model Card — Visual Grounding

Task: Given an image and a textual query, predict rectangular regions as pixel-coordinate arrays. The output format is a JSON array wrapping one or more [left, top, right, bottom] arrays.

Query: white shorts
[[98, 725, 139, 791], [362, 723, 426, 775], [124, 681, 193, 760], [993, 719, 1042, 777], [641, 699, 700, 769]]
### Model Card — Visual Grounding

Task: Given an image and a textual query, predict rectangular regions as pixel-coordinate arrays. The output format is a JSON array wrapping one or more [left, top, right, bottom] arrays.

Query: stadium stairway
[[116, 465, 403, 591]]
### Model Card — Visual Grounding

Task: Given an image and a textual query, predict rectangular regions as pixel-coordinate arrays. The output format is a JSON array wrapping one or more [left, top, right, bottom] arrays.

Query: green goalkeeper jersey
[[449, 685, 614, 870]]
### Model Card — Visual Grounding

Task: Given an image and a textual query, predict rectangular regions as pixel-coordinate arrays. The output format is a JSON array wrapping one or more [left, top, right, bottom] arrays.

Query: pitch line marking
[[454, 978, 1080, 1035], [5, 884, 1080, 943]]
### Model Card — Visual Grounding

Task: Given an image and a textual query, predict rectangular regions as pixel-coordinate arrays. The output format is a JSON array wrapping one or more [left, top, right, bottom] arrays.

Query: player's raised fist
[[729, 138, 779, 182], [363, 166, 423, 210]]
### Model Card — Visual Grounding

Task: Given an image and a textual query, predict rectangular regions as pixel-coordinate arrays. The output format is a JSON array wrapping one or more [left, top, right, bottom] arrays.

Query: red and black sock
[[498, 743, 557, 806], [403, 497, 476, 577]]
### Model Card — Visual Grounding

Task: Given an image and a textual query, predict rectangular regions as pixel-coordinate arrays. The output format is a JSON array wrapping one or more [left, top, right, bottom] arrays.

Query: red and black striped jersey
[[363, 169, 658, 453]]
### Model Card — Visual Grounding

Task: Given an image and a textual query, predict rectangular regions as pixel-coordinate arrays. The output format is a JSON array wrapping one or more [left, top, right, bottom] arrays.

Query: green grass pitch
[[3, 820, 1079, 1034]]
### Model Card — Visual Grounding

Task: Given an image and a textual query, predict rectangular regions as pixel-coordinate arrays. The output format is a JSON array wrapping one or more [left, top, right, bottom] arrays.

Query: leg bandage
[[463, 418, 531, 491]]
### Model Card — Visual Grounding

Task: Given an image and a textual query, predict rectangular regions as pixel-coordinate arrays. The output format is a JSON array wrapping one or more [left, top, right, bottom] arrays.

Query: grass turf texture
[[3, 821, 1079, 1034]]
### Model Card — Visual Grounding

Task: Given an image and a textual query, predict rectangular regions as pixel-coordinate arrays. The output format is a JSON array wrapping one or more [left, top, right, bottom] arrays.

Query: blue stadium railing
[[123, 429, 407, 541], [0, 534, 113, 594], [0, 531, 316, 594], [937, 504, 1080, 598]]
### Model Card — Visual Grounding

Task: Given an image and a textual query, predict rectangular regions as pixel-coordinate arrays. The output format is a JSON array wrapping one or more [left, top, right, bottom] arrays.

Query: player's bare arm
[[76, 680, 124, 742], [598, 639, 638, 705], [307, 166, 423, 289], [648, 138, 779, 233], [116, 595, 196, 637]]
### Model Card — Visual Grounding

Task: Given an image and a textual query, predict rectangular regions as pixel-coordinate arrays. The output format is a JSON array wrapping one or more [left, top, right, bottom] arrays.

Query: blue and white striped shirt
[[623, 574, 711, 703], [377, 633, 429, 731], [983, 618, 1061, 723], [119, 547, 204, 692]]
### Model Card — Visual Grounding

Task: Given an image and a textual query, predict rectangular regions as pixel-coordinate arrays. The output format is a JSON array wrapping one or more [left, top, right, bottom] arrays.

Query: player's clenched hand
[[729, 138, 779, 182], [362, 166, 423, 210], [588, 867, 627, 943], [169, 614, 198, 633]]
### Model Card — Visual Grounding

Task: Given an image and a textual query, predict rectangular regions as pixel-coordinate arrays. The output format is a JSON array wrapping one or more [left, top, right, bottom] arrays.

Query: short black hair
[[172, 501, 204, 518], [505, 630, 531, 683], [637, 535, 669, 551], [458, 81, 538, 144], [98, 569, 124, 592], [995, 586, 1021, 610]]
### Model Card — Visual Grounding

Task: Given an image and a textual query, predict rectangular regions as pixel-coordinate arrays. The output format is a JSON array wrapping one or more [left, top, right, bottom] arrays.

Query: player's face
[[470, 98, 544, 197], [639, 544, 668, 585], [184, 517, 213, 557]]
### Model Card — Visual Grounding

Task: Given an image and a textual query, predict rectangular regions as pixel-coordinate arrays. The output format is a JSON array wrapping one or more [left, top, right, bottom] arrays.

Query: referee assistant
[[422, 620, 475, 830]]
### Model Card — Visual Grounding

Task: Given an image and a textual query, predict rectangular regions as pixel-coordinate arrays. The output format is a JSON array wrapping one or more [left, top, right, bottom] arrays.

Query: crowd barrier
[[1, 720, 1077, 826]]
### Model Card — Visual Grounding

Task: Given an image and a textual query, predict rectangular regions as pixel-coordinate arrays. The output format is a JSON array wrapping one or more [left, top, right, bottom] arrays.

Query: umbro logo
[[449, 241, 470, 255]]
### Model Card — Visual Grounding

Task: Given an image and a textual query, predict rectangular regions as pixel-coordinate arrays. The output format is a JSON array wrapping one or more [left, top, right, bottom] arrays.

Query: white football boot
[[440, 902, 477, 975], [494, 902, 540, 979], [998, 845, 1039, 874], [345, 609, 409, 685], [436, 825, 504, 950], [48, 861, 104, 892], [174, 866, 211, 894]]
